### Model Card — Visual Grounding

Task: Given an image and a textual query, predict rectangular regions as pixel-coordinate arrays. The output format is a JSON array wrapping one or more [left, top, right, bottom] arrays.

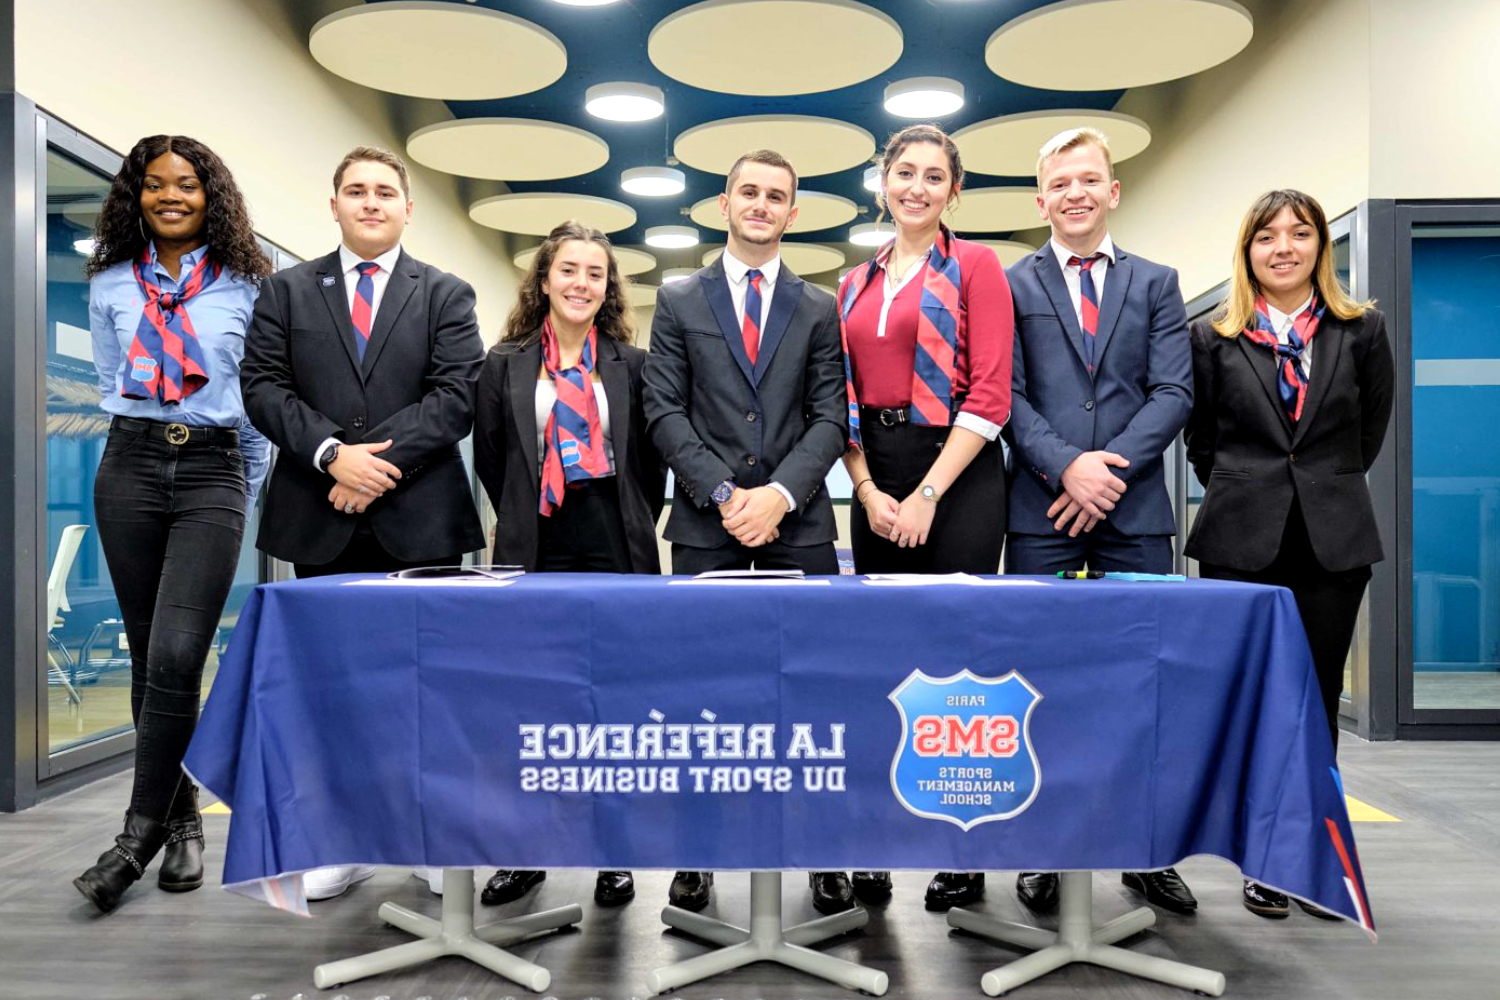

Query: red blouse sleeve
[[955, 240, 1014, 429]]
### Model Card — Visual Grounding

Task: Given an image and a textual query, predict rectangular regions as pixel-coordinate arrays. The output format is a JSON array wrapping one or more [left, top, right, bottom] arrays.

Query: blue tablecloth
[[184, 574, 1374, 936]]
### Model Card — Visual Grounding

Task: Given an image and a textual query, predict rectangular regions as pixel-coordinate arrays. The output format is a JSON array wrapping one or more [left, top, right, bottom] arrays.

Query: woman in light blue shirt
[[73, 135, 272, 914]]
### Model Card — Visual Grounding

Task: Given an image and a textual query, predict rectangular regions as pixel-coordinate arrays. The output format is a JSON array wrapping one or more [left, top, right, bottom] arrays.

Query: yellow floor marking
[[202, 802, 231, 816], [1346, 794, 1400, 822]]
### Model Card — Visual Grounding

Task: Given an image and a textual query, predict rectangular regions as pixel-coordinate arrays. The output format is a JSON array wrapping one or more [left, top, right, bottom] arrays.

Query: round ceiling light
[[863, 165, 882, 193], [621, 166, 686, 197], [849, 222, 895, 247], [585, 82, 664, 122], [645, 225, 700, 249], [661, 267, 696, 284], [883, 77, 965, 118]]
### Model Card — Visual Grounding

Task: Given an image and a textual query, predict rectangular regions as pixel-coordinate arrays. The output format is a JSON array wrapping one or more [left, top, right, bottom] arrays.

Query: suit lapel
[[1092, 250, 1132, 369], [361, 251, 418, 380], [700, 259, 757, 388], [1236, 334, 1296, 439], [1034, 250, 1092, 373], [754, 268, 803, 383], [1291, 314, 1345, 447], [599, 339, 630, 475], [314, 250, 363, 375], [509, 341, 542, 487]]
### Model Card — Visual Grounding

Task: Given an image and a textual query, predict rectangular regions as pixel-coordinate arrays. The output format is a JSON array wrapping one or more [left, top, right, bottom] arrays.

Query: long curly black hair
[[502, 221, 635, 344], [85, 134, 272, 281]]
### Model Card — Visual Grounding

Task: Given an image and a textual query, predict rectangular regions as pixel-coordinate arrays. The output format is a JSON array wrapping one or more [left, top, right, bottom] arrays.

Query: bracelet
[[855, 480, 876, 504]]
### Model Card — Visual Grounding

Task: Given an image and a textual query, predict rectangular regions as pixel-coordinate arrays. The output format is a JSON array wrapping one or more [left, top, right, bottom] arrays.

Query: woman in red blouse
[[835, 123, 1014, 910]]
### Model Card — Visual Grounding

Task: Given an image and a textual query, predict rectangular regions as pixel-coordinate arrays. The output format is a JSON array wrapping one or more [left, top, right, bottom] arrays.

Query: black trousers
[[537, 477, 633, 573], [852, 418, 1005, 574], [94, 419, 247, 825], [672, 536, 838, 575], [1198, 501, 1370, 750], [294, 528, 465, 578], [1005, 522, 1174, 576]]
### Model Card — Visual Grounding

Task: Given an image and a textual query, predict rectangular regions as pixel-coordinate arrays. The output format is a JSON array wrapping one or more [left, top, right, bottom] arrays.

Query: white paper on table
[[692, 568, 806, 579], [671, 578, 831, 586], [861, 573, 1045, 587], [343, 578, 516, 588]]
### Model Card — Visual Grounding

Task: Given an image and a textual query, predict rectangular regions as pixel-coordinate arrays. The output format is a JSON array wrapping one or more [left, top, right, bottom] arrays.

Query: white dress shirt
[[718, 248, 794, 512], [1265, 290, 1316, 380], [313, 243, 405, 467], [1049, 234, 1116, 332]]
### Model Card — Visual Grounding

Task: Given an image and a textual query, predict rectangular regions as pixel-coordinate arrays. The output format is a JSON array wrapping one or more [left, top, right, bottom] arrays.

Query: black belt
[[860, 405, 911, 428], [111, 416, 240, 446]]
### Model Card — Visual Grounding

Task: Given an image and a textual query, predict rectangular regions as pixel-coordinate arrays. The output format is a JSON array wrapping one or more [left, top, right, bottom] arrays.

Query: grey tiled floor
[[1, 737, 1495, 1000]]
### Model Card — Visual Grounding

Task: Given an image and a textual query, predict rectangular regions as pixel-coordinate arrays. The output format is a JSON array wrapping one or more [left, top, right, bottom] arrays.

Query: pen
[[1057, 570, 1105, 579]]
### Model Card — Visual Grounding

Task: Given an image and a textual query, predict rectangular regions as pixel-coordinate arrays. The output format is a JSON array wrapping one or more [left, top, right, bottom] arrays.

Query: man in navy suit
[[1002, 128, 1196, 915], [643, 148, 849, 914]]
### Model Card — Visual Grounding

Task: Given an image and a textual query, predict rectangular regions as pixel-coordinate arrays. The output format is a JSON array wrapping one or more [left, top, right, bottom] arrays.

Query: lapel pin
[[321, 275, 336, 287]]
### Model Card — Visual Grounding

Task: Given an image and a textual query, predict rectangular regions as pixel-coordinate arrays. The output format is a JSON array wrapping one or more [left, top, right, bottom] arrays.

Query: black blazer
[[241, 248, 485, 565], [472, 334, 665, 573], [1183, 309, 1394, 573], [642, 257, 847, 549]]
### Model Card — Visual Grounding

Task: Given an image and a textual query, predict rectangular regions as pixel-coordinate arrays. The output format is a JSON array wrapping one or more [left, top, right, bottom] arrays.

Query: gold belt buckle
[[165, 423, 190, 445]]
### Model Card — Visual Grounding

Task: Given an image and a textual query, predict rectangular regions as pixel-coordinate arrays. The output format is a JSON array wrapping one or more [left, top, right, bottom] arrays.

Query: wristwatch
[[919, 484, 940, 503], [711, 480, 736, 505], [317, 441, 341, 474]]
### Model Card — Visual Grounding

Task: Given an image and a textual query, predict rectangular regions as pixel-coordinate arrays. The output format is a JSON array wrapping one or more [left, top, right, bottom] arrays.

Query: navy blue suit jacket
[[1003, 243, 1192, 536]]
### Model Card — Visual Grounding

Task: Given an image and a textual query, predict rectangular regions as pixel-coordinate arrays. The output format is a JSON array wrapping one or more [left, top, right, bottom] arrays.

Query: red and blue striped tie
[[1069, 253, 1104, 372], [121, 250, 218, 403], [350, 261, 379, 360], [742, 268, 763, 365]]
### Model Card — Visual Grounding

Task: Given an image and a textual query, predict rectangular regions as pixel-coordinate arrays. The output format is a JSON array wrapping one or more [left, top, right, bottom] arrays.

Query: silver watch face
[[921, 485, 936, 500]]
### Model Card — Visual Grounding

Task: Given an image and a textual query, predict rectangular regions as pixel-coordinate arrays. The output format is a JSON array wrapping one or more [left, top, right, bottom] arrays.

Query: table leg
[[949, 872, 1226, 997], [647, 871, 886, 996], [311, 868, 581, 993]]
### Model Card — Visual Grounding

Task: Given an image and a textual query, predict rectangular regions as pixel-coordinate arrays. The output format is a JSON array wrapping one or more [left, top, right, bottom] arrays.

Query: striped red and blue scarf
[[121, 247, 220, 402], [1241, 292, 1325, 422], [538, 317, 614, 515]]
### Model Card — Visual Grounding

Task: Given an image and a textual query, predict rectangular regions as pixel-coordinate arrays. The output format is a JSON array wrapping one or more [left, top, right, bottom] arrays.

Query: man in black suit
[[642, 149, 849, 913], [241, 146, 484, 900]]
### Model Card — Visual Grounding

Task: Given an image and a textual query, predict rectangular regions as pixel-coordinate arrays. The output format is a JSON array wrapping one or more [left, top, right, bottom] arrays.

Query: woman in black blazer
[[1184, 189, 1393, 919], [473, 220, 665, 907]]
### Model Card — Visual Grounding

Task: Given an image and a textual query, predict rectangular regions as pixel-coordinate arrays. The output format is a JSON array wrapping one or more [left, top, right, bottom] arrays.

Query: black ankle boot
[[74, 811, 170, 913], [158, 788, 204, 892]]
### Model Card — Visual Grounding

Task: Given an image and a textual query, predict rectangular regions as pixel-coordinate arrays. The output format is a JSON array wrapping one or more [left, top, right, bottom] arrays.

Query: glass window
[[1410, 225, 1500, 711], [43, 147, 262, 754]]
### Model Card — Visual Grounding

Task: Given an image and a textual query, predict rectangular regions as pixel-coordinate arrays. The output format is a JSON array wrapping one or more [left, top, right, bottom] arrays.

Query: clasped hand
[[328, 439, 402, 514], [1049, 450, 1130, 537], [720, 486, 786, 548], [861, 488, 935, 548]]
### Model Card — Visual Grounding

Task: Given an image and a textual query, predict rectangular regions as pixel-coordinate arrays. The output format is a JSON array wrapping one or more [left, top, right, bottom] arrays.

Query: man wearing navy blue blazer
[[643, 148, 849, 914], [1002, 128, 1196, 916]]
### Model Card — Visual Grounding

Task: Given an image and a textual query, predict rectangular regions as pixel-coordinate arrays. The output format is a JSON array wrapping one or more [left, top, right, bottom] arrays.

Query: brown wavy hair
[[503, 221, 635, 344], [1212, 189, 1372, 337], [85, 135, 271, 281], [874, 123, 964, 226]]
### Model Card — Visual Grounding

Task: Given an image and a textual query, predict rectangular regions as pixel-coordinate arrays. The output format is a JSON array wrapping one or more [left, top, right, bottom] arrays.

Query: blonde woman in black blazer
[[473, 221, 665, 907], [1184, 189, 1393, 920]]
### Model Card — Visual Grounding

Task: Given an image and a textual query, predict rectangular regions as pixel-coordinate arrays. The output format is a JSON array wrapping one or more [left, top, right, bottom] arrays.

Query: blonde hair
[[1036, 127, 1114, 185], [1212, 189, 1372, 337]]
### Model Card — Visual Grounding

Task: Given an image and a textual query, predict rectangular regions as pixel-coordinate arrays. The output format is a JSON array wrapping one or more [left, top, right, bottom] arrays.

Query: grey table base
[[948, 872, 1227, 996], [647, 871, 889, 995], [311, 869, 582, 992]]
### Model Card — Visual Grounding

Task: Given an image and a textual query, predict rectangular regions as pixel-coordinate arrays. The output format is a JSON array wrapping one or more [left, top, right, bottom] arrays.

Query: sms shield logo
[[889, 669, 1042, 830]]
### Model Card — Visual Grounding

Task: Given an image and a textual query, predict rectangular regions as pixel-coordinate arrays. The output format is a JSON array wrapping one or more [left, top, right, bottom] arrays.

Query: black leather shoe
[[925, 871, 985, 911], [1295, 896, 1340, 920], [851, 870, 892, 905], [668, 870, 713, 911], [594, 870, 635, 906], [158, 787, 204, 892], [1243, 879, 1289, 918], [1122, 868, 1197, 914], [809, 871, 855, 914], [74, 811, 170, 914], [481, 869, 545, 905], [1015, 872, 1058, 913]]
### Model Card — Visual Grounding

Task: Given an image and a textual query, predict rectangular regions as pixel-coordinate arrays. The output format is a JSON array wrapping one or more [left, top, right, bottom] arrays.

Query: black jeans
[[537, 477, 633, 572], [94, 419, 247, 825]]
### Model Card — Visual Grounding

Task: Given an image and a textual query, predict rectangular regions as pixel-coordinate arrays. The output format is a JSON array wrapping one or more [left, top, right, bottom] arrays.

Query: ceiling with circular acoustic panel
[[627, 284, 659, 309], [675, 116, 875, 178], [309, 2, 566, 100], [470, 193, 637, 236], [701, 243, 845, 276], [512, 244, 657, 277], [947, 188, 1043, 235], [953, 110, 1152, 179], [649, 0, 903, 96], [407, 119, 609, 181], [987, 0, 1253, 91], [689, 190, 860, 234], [974, 239, 1039, 267]]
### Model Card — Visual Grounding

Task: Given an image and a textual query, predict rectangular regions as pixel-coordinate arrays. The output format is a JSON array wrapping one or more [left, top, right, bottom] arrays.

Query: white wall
[[16, 0, 516, 340]]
